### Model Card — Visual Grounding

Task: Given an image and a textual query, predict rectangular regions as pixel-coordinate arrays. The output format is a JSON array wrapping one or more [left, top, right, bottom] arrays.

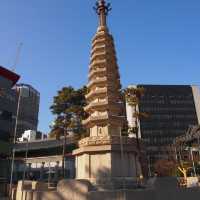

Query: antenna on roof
[[11, 42, 23, 72]]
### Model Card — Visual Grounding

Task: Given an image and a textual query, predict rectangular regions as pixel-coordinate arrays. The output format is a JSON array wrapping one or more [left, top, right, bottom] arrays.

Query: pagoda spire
[[94, 0, 112, 27]]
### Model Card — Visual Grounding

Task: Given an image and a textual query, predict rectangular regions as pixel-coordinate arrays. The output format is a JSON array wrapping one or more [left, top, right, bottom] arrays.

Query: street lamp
[[21, 138, 29, 200], [9, 86, 22, 198], [60, 117, 70, 179], [62, 126, 67, 179]]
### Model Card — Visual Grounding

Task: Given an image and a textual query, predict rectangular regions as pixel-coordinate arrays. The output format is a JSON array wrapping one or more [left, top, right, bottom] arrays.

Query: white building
[[18, 130, 36, 142]]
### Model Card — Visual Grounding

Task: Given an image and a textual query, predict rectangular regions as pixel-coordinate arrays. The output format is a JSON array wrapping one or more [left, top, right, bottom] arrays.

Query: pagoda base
[[73, 136, 142, 190]]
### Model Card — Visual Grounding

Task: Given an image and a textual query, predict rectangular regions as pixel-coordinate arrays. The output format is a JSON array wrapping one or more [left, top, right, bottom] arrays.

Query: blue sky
[[0, 0, 200, 133]]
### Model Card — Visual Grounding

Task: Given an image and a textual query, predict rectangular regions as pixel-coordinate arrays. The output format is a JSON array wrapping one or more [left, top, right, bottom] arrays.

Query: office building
[[126, 85, 200, 172], [0, 66, 20, 143], [0, 66, 20, 181], [13, 84, 40, 137]]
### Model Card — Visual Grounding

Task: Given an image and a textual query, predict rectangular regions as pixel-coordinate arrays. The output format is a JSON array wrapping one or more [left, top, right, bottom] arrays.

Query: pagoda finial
[[93, 0, 112, 27]]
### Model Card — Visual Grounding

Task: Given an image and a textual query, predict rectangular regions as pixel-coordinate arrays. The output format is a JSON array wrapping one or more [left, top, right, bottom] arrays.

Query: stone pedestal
[[73, 136, 141, 189]]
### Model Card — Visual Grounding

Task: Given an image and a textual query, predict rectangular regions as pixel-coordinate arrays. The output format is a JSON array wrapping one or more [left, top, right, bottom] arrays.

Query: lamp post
[[48, 162, 51, 188], [21, 138, 29, 200], [62, 127, 67, 179], [147, 155, 152, 177], [61, 117, 70, 179], [9, 86, 22, 198], [22, 139, 29, 183]]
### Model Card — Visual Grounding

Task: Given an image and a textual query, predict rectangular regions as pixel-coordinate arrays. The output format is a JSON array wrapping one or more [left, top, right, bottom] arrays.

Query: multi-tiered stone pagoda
[[73, 0, 142, 189], [83, 0, 125, 138]]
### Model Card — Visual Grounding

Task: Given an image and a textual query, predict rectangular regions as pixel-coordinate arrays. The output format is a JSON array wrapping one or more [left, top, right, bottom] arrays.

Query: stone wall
[[16, 187, 200, 200], [14, 178, 200, 200]]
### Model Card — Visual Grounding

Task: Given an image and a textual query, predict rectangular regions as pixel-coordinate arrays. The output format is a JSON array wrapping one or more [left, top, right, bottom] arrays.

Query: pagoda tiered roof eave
[[85, 87, 107, 100], [84, 100, 123, 113], [90, 59, 107, 68], [87, 77, 107, 89], [91, 36, 114, 50], [88, 68, 107, 79], [82, 114, 126, 127]]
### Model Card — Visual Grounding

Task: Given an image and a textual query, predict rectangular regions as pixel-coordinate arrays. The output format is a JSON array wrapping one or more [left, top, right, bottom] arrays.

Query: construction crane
[[11, 42, 23, 72]]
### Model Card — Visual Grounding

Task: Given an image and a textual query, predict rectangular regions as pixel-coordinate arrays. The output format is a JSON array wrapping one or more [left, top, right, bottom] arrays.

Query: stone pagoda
[[83, 0, 124, 138], [73, 0, 141, 189]]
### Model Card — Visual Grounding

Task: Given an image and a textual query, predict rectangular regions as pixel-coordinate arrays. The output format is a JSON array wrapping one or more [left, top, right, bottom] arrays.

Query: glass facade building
[[0, 66, 20, 181], [126, 85, 200, 173], [0, 66, 20, 143], [13, 84, 40, 138]]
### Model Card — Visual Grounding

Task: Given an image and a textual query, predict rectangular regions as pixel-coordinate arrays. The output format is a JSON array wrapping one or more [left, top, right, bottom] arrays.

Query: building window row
[[144, 136, 174, 145]]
